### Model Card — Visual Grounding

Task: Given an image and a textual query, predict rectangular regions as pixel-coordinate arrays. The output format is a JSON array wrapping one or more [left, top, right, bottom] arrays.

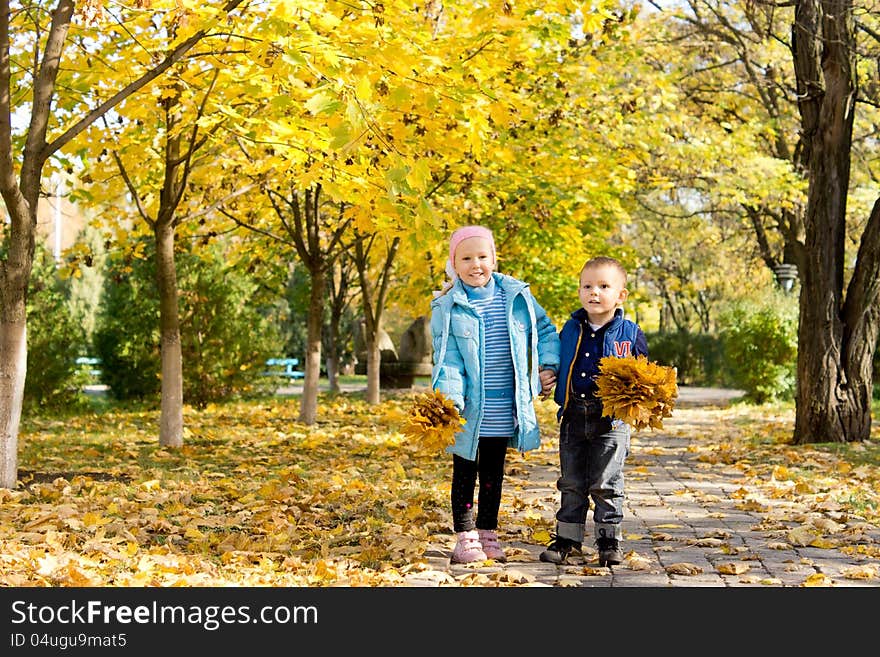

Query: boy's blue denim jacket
[[430, 273, 560, 461], [554, 307, 645, 420]]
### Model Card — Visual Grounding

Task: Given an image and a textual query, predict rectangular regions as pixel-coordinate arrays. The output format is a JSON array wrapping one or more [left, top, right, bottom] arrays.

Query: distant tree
[[0, 0, 247, 488]]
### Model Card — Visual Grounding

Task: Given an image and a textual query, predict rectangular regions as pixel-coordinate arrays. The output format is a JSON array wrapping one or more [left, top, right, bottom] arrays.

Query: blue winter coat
[[430, 273, 560, 461], [554, 307, 647, 420]]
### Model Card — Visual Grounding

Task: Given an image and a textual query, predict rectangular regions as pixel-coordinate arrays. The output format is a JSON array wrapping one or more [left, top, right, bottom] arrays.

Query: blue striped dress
[[463, 278, 515, 437]]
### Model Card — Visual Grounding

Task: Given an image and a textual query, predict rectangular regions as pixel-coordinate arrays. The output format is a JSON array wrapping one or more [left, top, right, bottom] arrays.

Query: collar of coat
[[569, 306, 625, 325], [433, 273, 528, 309]]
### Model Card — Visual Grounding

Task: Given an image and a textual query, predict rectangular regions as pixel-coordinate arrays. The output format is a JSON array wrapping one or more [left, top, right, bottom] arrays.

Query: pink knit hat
[[448, 225, 496, 271], [433, 225, 496, 298]]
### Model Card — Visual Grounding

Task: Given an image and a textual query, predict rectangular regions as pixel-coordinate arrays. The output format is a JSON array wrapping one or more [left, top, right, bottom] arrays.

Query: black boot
[[596, 537, 622, 567], [539, 535, 582, 564]]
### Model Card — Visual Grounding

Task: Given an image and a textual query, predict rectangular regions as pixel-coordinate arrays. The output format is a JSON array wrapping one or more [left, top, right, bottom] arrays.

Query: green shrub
[[93, 240, 286, 406], [24, 245, 88, 409], [645, 330, 725, 386], [177, 246, 287, 406], [93, 249, 162, 401], [719, 292, 798, 403]]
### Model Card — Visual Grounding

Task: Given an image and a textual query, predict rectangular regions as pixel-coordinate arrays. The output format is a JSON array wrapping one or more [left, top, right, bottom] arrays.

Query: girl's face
[[453, 236, 495, 287]]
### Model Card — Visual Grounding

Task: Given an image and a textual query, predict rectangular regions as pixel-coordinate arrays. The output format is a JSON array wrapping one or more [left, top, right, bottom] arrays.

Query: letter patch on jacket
[[613, 341, 632, 357]]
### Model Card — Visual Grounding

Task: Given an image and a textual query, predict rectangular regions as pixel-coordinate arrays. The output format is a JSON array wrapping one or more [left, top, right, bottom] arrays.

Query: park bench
[[75, 356, 102, 378], [261, 357, 304, 380]]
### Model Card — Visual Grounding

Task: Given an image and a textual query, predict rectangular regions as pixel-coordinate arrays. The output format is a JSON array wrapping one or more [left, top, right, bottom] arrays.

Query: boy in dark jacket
[[540, 256, 647, 567]]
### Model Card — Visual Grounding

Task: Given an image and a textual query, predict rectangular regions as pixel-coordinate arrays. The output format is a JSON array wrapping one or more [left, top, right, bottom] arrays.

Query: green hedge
[[644, 330, 726, 387], [25, 245, 88, 409], [93, 240, 285, 407], [718, 293, 798, 403]]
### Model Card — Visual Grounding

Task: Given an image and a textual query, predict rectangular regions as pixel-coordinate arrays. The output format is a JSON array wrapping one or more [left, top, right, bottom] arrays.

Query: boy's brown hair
[[581, 256, 627, 285]]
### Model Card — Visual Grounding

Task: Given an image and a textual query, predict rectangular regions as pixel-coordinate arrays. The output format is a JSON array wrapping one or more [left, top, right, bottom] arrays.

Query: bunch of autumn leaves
[[402, 389, 466, 451], [404, 356, 678, 450], [595, 355, 678, 431]]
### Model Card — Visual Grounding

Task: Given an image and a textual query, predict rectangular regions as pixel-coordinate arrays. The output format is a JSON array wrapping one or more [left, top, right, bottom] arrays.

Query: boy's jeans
[[554, 400, 631, 544]]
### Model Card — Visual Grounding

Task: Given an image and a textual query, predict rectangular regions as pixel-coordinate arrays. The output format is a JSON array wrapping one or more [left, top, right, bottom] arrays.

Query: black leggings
[[451, 436, 509, 533]]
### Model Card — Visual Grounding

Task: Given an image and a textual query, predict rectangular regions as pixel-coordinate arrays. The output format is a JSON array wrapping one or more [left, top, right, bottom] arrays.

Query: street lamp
[[773, 263, 798, 293]]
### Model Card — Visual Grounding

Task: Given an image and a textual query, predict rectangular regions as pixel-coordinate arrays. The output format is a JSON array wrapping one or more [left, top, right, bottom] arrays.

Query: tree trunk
[[0, 190, 33, 489], [325, 302, 340, 394], [299, 267, 324, 424], [791, 0, 873, 443], [0, 316, 26, 489], [155, 222, 184, 447], [352, 232, 399, 405], [325, 258, 350, 395], [364, 326, 381, 405], [325, 354, 339, 394]]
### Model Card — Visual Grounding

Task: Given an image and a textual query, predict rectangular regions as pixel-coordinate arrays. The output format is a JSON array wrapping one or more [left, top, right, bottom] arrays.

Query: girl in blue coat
[[430, 225, 560, 563]]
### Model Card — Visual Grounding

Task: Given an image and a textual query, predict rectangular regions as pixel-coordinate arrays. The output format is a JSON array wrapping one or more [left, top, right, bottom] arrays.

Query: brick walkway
[[412, 388, 880, 587]]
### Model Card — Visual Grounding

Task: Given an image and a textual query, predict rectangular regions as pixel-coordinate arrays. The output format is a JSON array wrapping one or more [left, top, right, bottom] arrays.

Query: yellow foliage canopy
[[594, 356, 678, 430], [402, 389, 465, 451]]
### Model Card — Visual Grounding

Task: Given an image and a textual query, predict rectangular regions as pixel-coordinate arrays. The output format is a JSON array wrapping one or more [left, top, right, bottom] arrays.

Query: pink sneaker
[[451, 530, 487, 563], [478, 529, 507, 562]]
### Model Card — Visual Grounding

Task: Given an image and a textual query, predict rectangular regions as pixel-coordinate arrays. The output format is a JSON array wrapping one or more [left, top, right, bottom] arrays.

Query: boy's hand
[[539, 369, 556, 399]]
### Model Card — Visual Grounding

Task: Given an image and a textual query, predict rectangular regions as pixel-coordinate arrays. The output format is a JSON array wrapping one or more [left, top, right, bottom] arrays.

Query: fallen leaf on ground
[[840, 565, 877, 580], [716, 562, 750, 575], [802, 573, 833, 587], [666, 562, 703, 575]]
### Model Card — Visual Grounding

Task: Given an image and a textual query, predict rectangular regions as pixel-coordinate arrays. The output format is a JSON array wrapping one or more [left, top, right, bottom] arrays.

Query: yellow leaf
[[841, 565, 877, 580], [405, 158, 432, 192], [771, 465, 791, 480], [717, 562, 750, 575], [802, 573, 833, 587], [787, 526, 818, 547], [82, 512, 110, 528], [665, 562, 703, 576], [184, 527, 205, 540], [356, 75, 372, 102], [532, 529, 552, 544]]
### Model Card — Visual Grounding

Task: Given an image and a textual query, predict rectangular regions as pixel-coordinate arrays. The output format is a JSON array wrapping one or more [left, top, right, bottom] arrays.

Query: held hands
[[538, 368, 557, 400]]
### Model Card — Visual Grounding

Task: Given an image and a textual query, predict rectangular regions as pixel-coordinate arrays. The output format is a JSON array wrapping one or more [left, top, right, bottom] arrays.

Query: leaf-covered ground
[[2, 393, 878, 586]]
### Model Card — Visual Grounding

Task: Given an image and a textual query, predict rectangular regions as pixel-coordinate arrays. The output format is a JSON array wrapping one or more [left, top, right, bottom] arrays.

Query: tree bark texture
[[791, 0, 875, 443], [155, 223, 184, 448], [353, 233, 399, 405], [300, 267, 324, 424], [0, 319, 25, 489]]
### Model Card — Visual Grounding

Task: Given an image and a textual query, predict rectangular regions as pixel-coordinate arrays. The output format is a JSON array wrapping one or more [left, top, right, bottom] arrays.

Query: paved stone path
[[413, 388, 880, 587]]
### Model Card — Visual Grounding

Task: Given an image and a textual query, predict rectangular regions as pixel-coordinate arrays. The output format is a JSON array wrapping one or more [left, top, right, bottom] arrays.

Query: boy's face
[[453, 236, 495, 287], [578, 264, 628, 325]]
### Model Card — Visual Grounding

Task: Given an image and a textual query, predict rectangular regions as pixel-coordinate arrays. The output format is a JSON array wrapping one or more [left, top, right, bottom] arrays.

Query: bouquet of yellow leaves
[[402, 389, 466, 451], [594, 355, 678, 431]]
